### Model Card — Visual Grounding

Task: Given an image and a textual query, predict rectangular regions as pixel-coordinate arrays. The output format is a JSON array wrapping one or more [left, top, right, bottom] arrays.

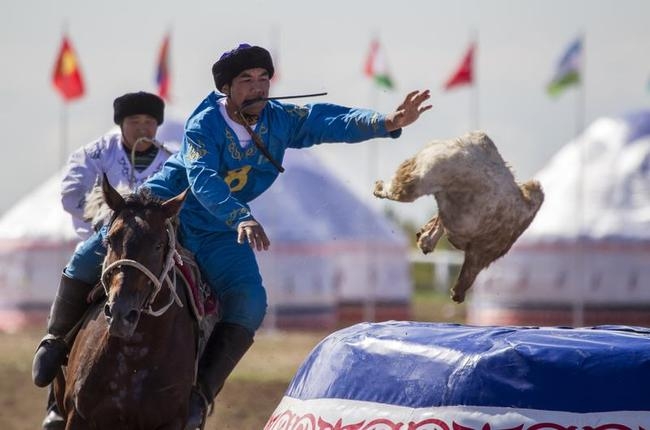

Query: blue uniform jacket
[[145, 91, 401, 237]]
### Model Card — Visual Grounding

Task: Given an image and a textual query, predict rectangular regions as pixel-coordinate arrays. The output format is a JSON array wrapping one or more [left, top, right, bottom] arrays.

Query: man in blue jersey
[[32, 43, 432, 429]]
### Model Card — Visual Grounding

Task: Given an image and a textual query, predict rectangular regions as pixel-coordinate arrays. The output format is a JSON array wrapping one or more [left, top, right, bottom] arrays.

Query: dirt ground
[[0, 328, 326, 430], [0, 291, 464, 429]]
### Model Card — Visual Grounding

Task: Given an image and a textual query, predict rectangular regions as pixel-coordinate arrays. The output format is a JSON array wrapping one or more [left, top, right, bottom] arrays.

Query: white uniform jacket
[[61, 132, 174, 239]]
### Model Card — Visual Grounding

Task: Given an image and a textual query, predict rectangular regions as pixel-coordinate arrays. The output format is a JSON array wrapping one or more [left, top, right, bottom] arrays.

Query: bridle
[[101, 218, 184, 317]]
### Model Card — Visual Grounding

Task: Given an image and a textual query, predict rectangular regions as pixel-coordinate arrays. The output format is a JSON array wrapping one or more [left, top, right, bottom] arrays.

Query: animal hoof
[[417, 238, 434, 254], [373, 181, 385, 198], [418, 244, 433, 254], [451, 291, 465, 303]]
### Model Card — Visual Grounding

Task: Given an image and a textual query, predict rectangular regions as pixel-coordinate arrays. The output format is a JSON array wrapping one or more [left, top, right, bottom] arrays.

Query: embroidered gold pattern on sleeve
[[186, 142, 207, 162]]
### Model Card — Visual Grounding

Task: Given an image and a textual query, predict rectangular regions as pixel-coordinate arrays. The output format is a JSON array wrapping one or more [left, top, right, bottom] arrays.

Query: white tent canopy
[[251, 149, 411, 328], [525, 111, 650, 240]]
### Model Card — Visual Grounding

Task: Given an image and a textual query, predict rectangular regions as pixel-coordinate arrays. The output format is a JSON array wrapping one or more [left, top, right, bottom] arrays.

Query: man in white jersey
[[61, 91, 173, 239], [42, 91, 172, 429]]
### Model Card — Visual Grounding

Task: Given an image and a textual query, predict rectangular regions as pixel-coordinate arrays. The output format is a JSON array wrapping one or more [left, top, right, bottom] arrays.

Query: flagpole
[[576, 32, 585, 136], [60, 102, 68, 168], [573, 31, 586, 327], [59, 21, 69, 169], [471, 29, 479, 130], [364, 46, 379, 323]]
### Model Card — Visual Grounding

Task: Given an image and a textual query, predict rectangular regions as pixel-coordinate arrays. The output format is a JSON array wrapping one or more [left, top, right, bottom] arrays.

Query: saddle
[[173, 244, 218, 321], [172, 244, 220, 360]]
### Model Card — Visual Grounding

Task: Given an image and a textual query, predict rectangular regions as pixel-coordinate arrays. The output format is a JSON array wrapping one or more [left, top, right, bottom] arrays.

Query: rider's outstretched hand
[[237, 219, 270, 251], [385, 89, 433, 132]]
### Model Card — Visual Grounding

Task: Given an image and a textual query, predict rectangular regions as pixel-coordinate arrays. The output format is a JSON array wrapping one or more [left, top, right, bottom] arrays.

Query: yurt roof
[[524, 109, 650, 243]]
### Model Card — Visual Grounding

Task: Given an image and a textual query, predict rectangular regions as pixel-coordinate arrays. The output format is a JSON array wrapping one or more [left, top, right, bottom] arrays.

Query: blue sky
[[1, 0, 649, 225]]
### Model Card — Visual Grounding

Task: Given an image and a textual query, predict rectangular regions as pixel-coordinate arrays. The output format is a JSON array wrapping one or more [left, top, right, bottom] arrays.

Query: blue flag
[[547, 37, 582, 97]]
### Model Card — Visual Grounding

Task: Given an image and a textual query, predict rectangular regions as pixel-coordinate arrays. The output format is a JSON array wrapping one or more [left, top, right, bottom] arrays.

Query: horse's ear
[[161, 188, 188, 219], [101, 173, 125, 211]]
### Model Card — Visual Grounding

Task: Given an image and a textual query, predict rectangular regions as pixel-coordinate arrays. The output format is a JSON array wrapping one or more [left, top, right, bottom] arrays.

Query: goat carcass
[[374, 131, 544, 303]]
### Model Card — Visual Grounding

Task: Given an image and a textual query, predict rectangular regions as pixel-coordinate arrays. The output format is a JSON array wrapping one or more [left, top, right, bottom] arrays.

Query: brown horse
[[54, 178, 197, 429]]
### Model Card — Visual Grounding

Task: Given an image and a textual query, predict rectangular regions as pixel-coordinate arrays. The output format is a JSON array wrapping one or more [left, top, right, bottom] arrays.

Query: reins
[[101, 219, 184, 317], [127, 137, 173, 189]]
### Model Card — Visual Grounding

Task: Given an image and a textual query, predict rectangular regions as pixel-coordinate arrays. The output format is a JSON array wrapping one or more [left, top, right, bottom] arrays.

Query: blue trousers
[[65, 227, 267, 334]]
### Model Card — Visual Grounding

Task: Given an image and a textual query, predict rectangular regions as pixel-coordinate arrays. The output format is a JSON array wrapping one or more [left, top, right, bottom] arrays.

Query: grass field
[[0, 288, 465, 429]]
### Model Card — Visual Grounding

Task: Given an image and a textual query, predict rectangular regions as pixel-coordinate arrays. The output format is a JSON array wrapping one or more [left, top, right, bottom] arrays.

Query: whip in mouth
[[239, 92, 328, 109]]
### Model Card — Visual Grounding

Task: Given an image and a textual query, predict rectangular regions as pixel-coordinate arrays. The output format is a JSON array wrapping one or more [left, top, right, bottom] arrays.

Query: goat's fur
[[374, 131, 544, 303]]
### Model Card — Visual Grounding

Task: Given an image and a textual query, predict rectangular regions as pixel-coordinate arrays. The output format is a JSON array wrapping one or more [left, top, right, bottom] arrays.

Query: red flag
[[156, 33, 171, 100], [52, 36, 85, 101], [364, 38, 394, 89], [444, 43, 475, 90]]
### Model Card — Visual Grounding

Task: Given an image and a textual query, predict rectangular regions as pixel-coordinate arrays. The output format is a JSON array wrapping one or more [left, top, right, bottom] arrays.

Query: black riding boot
[[32, 272, 92, 387], [184, 322, 254, 430]]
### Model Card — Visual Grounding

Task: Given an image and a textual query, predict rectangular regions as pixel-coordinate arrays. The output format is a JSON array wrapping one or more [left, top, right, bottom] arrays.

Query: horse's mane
[[83, 185, 167, 232]]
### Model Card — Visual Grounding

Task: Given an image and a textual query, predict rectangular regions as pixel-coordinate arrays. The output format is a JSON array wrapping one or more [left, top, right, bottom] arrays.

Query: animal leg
[[416, 216, 444, 254], [450, 252, 482, 303], [373, 180, 391, 199], [373, 157, 420, 202]]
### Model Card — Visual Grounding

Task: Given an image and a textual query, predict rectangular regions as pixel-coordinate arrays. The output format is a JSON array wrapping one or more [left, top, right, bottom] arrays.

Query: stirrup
[[42, 409, 66, 430]]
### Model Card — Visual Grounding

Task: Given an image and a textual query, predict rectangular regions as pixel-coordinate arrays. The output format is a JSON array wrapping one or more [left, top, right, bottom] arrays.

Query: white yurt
[[0, 119, 411, 332], [0, 173, 78, 332], [468, 109, 650, 326], [0, 119, 187, 332], [251, 149, 411, 329]]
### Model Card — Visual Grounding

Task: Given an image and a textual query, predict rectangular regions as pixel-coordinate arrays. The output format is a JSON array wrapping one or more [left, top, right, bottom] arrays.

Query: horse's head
[[100, 174, 187, 339]]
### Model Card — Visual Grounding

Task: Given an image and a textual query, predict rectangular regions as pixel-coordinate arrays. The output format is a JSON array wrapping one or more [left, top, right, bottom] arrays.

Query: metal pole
[[60, 102, 68, 168], [572, 32, 586, 327], [59, 21, 69, 169], [471, 30, 479, 130], [363, 82, 379, 323]]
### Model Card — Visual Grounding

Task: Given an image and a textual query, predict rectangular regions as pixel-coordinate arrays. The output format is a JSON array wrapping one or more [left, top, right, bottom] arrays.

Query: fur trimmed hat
[[113, 91, 165, 125], [211, 43, 274, 92]]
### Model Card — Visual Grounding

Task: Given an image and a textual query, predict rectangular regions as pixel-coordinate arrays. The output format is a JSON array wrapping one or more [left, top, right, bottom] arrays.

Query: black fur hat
[[212, 44, 274, 92], [113, 91, 165, 125]]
